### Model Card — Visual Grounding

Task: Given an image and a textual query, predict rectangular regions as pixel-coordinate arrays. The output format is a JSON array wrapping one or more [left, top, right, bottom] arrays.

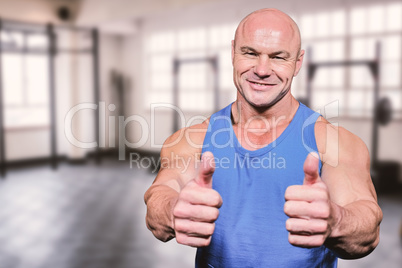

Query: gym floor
[[0, 157, 400, 268]]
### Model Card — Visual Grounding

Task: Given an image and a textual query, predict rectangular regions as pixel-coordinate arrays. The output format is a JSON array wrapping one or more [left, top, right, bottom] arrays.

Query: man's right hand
[[172, 151, 223, 247]]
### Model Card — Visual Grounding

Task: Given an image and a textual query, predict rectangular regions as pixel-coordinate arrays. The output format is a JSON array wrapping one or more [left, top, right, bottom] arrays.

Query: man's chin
[[244, 90, 289, 110], [246, 99, 275, 110], [244, 95, 287, 111]]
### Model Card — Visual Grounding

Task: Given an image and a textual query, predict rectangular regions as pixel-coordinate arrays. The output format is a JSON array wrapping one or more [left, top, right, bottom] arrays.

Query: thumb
[[303, 152, 321, 185], [195, 151, 215, 188]]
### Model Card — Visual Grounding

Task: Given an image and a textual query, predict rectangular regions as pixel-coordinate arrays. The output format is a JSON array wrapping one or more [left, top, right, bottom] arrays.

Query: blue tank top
[[197, 102, 337, 268]]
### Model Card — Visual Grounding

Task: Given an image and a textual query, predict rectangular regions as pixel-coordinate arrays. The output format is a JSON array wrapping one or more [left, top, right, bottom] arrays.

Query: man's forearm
[[144, 184, 179, 242], [326, 200, 382, 259]]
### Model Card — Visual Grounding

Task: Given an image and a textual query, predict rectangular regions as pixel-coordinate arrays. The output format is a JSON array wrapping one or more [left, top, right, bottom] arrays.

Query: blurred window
[[145, 23, 237, 113], [299, 2, 402, 119], [386, 2, 402, 31], [145, 32, 175, 105], [178, 62, 213, 111], [1, 30, 50, 128]]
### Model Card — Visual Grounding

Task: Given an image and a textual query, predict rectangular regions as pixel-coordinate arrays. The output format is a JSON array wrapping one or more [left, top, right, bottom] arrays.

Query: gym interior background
[[0, 0, 401, 267]]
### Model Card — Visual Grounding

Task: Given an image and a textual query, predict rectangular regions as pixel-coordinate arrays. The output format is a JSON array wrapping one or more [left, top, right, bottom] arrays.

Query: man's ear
[[294, 49, 305, 77]]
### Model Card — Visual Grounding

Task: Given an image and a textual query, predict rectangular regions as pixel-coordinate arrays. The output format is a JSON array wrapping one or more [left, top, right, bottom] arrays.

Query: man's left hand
[[284, 152, 338, 248]]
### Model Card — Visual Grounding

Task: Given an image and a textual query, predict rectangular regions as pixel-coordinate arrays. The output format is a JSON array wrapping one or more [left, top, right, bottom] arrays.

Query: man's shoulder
[[315, 116, 362, 142], [161, 119, 210, 158], [314, 116, 369, 167]]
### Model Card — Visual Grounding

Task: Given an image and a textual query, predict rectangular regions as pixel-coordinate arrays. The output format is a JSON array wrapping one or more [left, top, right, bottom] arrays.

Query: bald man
[[144, 8, 382, 267]]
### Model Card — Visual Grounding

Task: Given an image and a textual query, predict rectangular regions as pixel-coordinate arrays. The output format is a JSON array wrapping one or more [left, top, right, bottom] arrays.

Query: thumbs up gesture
[[284, 153, 335, 248], [173, 151, 223, 247]]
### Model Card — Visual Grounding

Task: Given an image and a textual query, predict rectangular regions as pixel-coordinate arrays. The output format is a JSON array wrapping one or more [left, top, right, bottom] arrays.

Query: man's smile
[[247, 79, 277, 89]]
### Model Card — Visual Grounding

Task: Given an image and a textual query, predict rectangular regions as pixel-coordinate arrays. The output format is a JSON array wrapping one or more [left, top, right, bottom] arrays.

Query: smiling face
[[232, 9, 304, 109]]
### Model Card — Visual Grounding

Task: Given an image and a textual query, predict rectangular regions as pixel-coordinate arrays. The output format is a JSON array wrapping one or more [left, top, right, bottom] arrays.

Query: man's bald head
[[234, 8, 301, 56]]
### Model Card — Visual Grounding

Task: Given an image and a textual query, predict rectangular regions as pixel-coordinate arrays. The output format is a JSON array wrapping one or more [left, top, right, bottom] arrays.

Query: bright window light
[[331, 10, 346, 36], [27, 55, 49, 105], [348, 90, 365, 116], [300, 14, 315, 39], [312, 41, 330, 61], [382, 35, 401, 60], [329, 67, 345, 88], [178, 28, 206, 50], [350, 7, 367, 34], [381, 62, 400, 87], [368, 5, 385, 33], [313, 69, 330, 88], [316, 12, 330, 38], [3, 54, 24, 106], [330, 40, 345, 61], [350, 66, 374, 88], [383, 90, 401, 111], [386, 2, 402, 31]]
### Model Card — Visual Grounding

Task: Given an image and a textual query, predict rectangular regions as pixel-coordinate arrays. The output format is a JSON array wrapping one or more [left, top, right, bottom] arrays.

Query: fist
[[284, 152, 334, 248], [173, 151, 223, 247]]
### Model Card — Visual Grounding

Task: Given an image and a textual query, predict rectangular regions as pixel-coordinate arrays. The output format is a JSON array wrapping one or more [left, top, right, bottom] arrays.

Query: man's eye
[[245, 52, 257, 56], [273, 56, 285, 60]]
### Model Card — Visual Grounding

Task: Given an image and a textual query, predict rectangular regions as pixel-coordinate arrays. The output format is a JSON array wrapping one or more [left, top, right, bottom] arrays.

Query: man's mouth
[[250, 81, 269, 86], [248, 80, 276, 87]]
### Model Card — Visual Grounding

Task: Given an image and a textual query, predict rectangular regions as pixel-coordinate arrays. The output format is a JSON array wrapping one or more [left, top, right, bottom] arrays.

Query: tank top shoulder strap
[[297, 102, 322, 172], [202, 103, 233, 154]]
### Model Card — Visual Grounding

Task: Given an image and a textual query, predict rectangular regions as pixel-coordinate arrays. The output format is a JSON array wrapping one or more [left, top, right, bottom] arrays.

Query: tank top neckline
[[222, 102, 303, 157]]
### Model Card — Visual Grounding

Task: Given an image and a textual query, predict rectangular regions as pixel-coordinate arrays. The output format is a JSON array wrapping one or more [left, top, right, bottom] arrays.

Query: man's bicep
[[151, 127, 204, 191], [319, 125, 377, 206], [152, 152, 199, 193], [151, 168, 183, 193]]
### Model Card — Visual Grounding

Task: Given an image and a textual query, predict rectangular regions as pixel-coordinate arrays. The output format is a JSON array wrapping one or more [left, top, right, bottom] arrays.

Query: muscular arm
[[143, 173, 181, 242], [317, 119, 383, 258], [144, 125, 202, 241], [285, 117, 382, 259], [144, 122, 221, 246]]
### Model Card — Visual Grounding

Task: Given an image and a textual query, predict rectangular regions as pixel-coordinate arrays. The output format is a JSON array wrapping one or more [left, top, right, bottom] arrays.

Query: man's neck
[[231, 94, 299, 130], [230, 94, 299, 150]]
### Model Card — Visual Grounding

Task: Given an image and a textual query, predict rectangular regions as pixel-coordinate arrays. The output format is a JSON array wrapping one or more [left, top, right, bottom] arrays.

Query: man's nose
[[254, 56, 272, 78]]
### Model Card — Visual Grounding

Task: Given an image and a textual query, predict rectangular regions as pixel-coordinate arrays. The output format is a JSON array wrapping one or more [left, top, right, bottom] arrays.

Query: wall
[[0, 0, 79, 24]]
